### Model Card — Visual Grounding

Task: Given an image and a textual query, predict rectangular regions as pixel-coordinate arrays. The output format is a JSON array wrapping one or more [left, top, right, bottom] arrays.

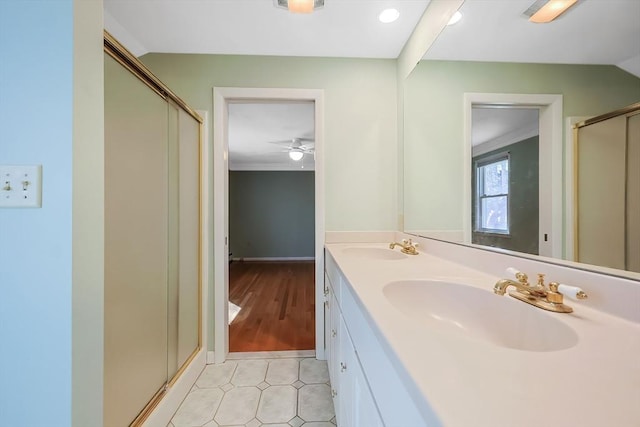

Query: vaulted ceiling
[[425, 0, 640, 77]]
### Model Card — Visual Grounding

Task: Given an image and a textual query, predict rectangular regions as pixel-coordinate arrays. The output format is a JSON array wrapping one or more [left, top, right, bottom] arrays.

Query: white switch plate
[[0, 165, 42, 208]]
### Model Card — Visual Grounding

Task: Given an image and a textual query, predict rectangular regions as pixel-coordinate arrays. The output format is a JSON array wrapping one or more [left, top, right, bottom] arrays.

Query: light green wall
[[140, 54, 398, 231], [230, 171, 315, 258], [404, 61, 640, 233], [140, 53, 398, 350]]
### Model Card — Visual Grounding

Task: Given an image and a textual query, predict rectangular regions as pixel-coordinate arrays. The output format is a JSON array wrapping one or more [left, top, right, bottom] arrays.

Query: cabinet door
[[337, 314, 384, 427], [352, 354, 384, 427], [329, 292, 342, 424], [324, 273, 332, 364], [337, 314, 353, 427]]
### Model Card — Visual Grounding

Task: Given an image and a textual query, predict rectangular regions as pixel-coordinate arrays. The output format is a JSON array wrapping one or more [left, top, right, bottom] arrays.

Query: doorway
[[227, 101, 316, 352], [463, 93, 563, 258], [471, 106, 540, 255], [213, 88, 325, 363]]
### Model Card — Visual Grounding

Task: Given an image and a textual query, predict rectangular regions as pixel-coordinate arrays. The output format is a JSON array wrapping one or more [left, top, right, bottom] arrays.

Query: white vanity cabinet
[[326, 262, 383, 427], [325, 250, 424, 427]]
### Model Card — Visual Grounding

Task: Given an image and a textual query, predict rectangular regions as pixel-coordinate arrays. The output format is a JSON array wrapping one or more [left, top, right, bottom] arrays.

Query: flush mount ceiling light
[[275, 0, 324, 14], [524, 0, 578, 23], [289, 150, 304, 161], [447, 11, 462, 26], [379, 8, 400, 24]]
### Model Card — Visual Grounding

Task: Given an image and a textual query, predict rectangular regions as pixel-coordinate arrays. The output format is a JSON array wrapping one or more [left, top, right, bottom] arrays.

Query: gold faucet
[[494, 272, 587, 313], [389, 239, 419, 255]]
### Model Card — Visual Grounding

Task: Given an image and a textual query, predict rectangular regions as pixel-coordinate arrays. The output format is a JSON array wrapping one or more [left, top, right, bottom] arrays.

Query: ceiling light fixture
[[447, 11, 462, 26], [525, 0, 578, 23], [275, 0, 324, 14], [289, 150, 304, 161], [379, 8, 400, 24]]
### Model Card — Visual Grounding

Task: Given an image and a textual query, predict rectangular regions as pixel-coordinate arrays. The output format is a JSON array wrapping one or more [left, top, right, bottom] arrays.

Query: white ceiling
[[424, 0, 640, 77], [228, 102, 315, 171], [472, 107, 539, 148], [104, 0, 431, 58]]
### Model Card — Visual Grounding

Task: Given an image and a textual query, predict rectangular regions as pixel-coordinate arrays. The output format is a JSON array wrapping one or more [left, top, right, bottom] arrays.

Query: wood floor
[[229, 261, 315, 352]]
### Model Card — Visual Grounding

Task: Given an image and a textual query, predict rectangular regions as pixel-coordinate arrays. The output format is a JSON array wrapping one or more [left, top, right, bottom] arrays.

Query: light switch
[[0, 165, 42, 208]]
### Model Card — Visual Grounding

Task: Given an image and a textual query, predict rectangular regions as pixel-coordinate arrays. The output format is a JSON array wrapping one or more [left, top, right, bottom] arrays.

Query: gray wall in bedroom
[[229, 171, 315, 259], [472, 136, 539, 255]]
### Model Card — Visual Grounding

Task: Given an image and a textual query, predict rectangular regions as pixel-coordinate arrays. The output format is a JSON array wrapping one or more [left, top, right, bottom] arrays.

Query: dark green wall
[[229, 171, 315, 258], [472, 136, 539, 255]]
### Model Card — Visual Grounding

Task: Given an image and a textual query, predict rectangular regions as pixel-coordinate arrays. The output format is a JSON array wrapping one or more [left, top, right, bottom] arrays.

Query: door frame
[[463, 93, 563, 258], [213, 87, 325, 363]]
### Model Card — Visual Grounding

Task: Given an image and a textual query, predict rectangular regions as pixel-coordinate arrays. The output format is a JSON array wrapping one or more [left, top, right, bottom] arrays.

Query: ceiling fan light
[[289, 150, 304, 161], [526, 0, 578, 23]]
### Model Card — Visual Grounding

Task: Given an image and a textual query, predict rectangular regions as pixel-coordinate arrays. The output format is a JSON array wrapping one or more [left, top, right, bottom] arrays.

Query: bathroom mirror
[[403, 0, 640, 276]]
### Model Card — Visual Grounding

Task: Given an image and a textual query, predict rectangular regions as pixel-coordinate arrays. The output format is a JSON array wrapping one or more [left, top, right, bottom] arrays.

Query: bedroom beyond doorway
[[229, 260, 315, 352]]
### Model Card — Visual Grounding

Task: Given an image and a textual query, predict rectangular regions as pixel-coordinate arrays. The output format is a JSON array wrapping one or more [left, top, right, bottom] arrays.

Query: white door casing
[[213, 87, 326, 362]]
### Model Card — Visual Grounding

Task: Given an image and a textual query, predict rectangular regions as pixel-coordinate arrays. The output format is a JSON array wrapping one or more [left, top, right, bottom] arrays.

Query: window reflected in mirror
[[475, 154, 510, 234]]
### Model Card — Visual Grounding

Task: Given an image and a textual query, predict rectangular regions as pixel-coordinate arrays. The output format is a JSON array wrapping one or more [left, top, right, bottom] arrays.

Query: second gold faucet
[[389, 239, 419, 255]]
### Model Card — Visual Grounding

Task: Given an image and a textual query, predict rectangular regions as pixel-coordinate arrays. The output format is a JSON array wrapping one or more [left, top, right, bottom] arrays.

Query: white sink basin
[[342, 247, 408, 260], [383, 280, 579, 352]]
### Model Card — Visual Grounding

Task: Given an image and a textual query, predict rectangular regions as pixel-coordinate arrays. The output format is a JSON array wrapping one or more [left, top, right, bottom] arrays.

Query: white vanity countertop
[[325, 243, 640, 427]]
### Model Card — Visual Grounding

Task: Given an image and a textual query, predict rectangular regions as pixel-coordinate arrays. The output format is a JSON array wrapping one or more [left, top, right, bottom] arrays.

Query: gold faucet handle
[[515, 272, 529, 285], [557, 283, 588, 300], [506, 267, 528, 284], [547, 282, 564, 304], [536, 273, 547, 289]]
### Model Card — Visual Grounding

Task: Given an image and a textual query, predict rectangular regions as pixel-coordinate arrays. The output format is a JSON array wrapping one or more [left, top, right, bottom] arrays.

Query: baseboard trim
[[206, 351, 216, 364], [142, 350, 206, 427], [227, 350, 316, 360], [231, 257, 315, 262]]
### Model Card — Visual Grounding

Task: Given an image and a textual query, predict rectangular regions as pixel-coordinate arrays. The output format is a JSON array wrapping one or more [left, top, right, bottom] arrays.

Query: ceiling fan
[[267, 137, 315, 161]]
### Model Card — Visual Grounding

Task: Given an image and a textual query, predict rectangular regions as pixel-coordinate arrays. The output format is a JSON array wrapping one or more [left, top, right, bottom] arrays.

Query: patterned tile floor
[[169, 357, 336, 427]]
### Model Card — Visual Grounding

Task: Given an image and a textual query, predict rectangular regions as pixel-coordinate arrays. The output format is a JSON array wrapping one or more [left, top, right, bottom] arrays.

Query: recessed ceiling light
[[447, 11, 462, 26], [379, 8, 400, 24]]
